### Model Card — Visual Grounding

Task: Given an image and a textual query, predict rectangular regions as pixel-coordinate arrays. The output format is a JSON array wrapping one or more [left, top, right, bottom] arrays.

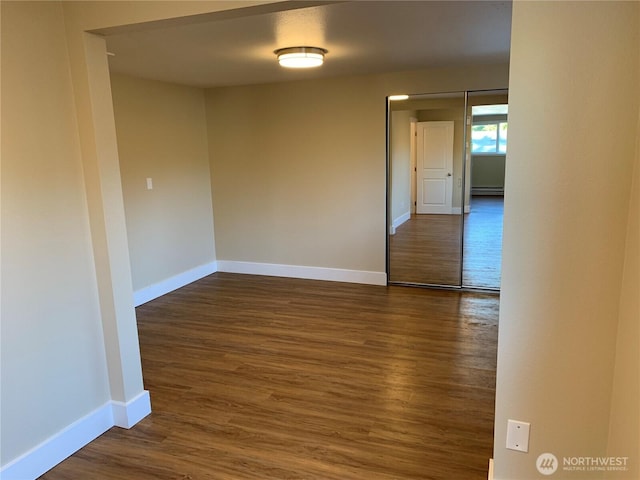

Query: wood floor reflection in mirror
[[463, 196, 503, 289], [40, 273, 498, 480], [389, 196, 503, 289], [389, 214, 462, 286]]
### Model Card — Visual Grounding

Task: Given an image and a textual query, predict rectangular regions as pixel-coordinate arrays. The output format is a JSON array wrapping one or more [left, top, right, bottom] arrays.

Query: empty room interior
[[1, 1, 639, 480]]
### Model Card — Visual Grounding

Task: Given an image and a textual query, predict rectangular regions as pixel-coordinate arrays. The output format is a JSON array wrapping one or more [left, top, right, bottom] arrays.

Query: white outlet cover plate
[[506, 419, 530, 453]]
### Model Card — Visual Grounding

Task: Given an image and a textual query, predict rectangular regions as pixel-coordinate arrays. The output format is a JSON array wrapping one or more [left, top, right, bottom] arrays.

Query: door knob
[[447, 173, 452, 177]]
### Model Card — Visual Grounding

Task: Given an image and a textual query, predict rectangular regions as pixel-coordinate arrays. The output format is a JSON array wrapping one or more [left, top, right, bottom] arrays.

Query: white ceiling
[[104, 1, 512, 88]]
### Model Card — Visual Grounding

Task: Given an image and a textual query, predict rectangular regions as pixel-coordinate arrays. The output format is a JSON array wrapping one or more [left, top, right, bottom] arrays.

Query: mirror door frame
[[386, 89, 505, 292]]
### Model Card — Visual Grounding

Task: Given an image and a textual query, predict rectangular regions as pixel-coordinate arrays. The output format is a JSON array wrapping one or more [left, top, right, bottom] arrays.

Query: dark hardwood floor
[[40, 273, 498, 480], [389, 196, 503, 289]]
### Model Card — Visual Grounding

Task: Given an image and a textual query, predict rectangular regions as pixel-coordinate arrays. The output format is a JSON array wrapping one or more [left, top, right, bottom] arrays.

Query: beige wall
[[607, 83, 640, 477], [471, 155, 505, 189], [0, 1, 110, 464], [110, 74, 215, 292], [205, 65, 508, 272], [494, 2, 639, 478], [390, 110, 414, 224], [205, 76, 386, 271]]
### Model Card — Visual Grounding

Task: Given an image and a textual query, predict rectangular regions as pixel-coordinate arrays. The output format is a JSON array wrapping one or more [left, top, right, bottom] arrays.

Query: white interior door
[[416, 121, 454, 214]]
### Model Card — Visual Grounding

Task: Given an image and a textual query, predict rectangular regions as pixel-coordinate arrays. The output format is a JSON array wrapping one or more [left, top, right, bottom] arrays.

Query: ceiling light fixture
[[389, 94, 409, 101], [275, 47, 328, 69]]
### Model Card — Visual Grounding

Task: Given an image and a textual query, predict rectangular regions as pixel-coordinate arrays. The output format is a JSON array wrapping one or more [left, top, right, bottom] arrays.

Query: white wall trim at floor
[[0, 392, 151, 480], [217, 260, 387, 286], [390, 210, 411, 234], [452, 205, 471, 214], [133, 261, 218, 306], [112, 390, 152, 428], [0, 403, 114, 480]]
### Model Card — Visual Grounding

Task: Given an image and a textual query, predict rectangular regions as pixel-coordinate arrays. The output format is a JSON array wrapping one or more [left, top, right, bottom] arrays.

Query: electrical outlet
[[506, 419, 530, 453]]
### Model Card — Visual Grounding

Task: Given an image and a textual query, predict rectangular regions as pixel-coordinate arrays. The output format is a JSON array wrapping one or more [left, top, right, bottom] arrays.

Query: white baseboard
[[112, 390, 151, 428], [390, 211, 411, 235], [135, 260, 387, 305], [133, 261, 218, 306], [0, 391, 150, 480], [488, 458, 494, 479], [217, 260, 387, 286], [451, 205, 471, 214]]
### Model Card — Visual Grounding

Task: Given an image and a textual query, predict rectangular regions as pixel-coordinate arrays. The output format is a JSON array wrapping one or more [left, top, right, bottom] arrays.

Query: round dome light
[[275, 47, 328, 69]]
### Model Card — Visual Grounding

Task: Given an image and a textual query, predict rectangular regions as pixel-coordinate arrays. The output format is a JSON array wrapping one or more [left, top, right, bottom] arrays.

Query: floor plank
[[40, 274, 498, 480]]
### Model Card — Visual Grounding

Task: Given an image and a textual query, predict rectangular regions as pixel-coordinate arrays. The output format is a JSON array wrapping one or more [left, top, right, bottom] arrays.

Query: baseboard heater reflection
[[472, 187, 504, 196]]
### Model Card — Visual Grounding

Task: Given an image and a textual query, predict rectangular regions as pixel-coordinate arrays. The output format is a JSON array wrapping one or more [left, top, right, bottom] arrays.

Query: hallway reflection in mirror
[[388, 92, 465, 287]]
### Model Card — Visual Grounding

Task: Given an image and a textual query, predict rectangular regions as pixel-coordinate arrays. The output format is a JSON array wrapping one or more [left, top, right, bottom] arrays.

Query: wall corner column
[[64, 26, 149, 424]]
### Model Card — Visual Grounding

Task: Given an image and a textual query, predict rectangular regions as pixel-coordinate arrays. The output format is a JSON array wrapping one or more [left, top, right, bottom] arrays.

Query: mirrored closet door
[[387, 89, 507, 291]]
